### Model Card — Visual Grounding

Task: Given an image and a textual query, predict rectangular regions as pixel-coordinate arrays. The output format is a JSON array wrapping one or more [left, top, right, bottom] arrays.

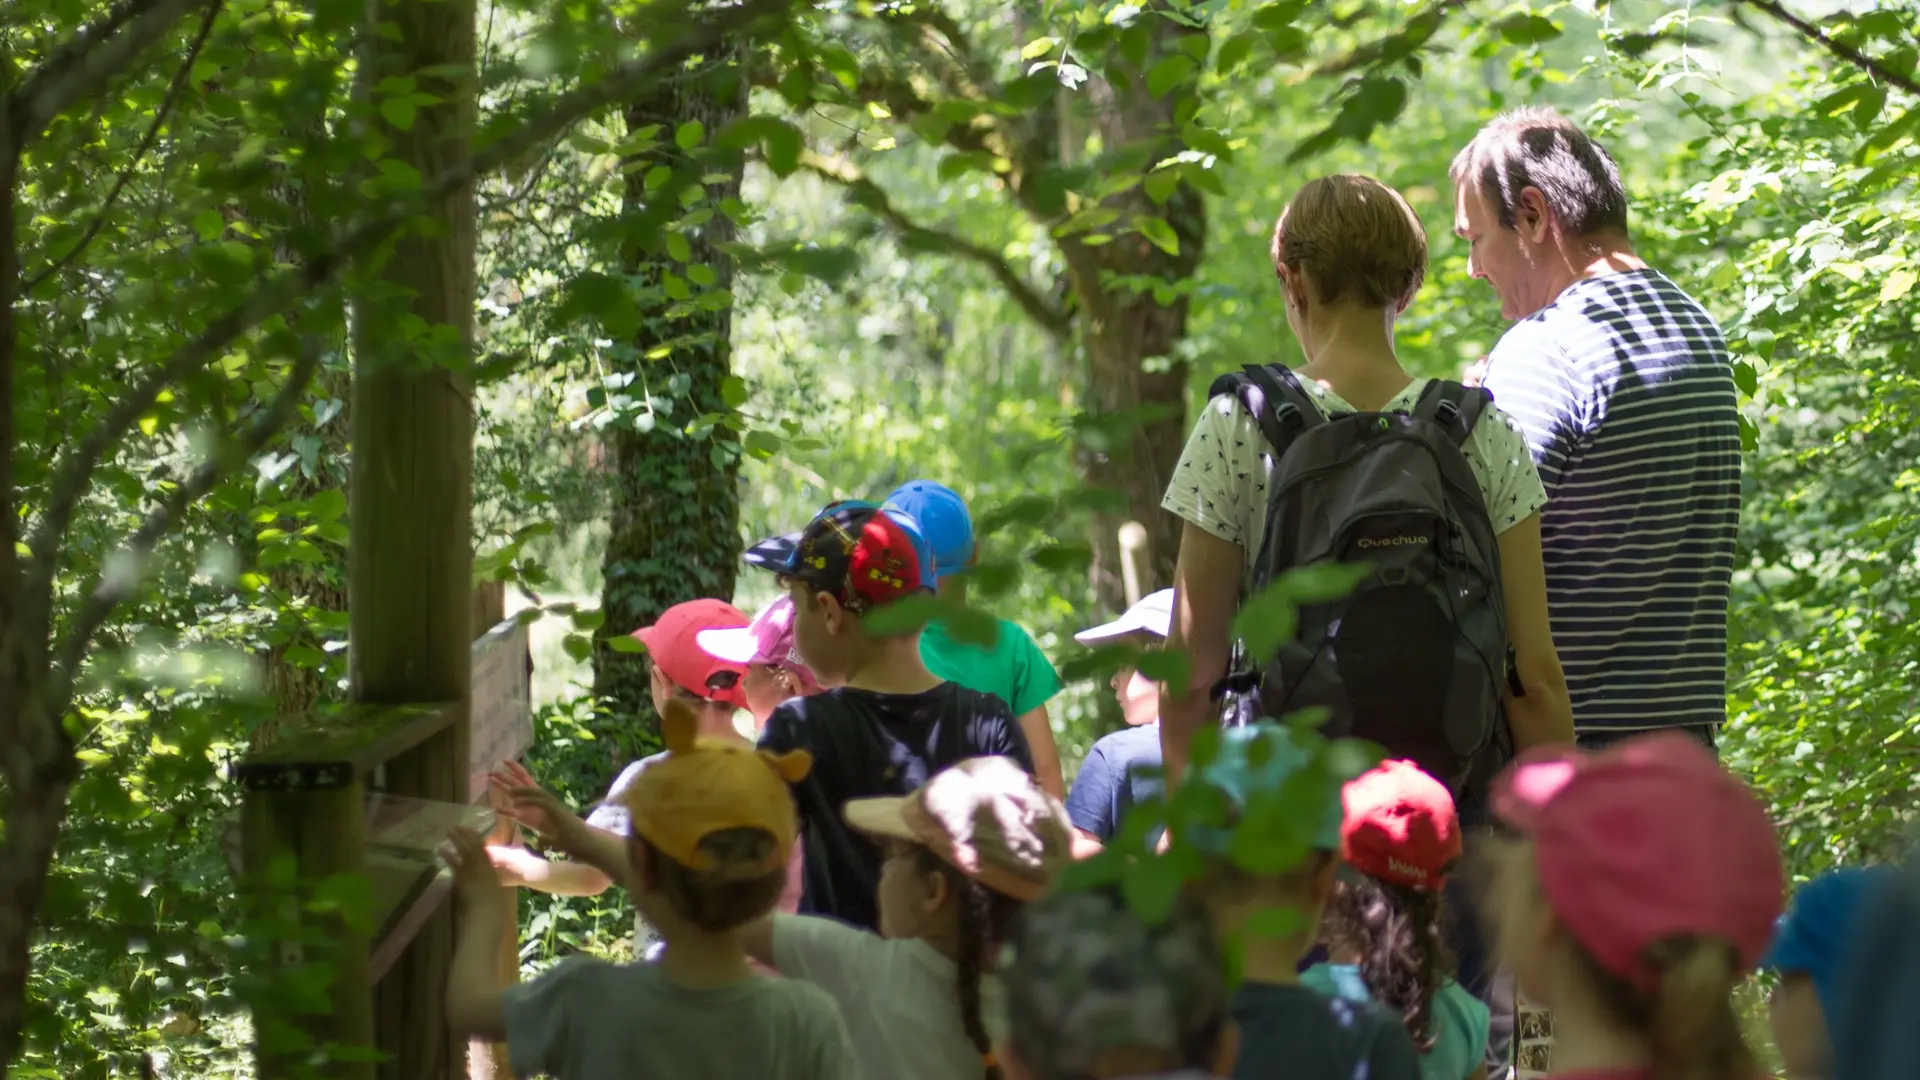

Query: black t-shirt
[[757, 681, 1034, 931], [1231, 982, 1421, 1080]]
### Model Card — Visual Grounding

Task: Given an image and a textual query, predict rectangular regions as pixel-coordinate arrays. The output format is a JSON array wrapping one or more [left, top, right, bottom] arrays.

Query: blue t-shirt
[[1064, 722, 1165, 842], [1764, 865, 1895, 1016], [1301, 964, 1489, 1080]]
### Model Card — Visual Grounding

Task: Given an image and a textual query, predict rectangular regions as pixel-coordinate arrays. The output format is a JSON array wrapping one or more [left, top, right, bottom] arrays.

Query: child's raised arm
[[491, 761, 629, 888], [443, 828, 511, 1042]]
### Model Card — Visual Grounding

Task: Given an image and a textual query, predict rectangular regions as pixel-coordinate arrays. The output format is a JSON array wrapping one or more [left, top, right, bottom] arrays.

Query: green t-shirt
[[919, 617, 1062, 717], [1300, 963, 1489, 1080]]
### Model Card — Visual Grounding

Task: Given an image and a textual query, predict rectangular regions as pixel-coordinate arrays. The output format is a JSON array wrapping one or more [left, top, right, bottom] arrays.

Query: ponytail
[[920, 850, 1021, 1080], [1324, 874, 1451, 1051], [1585, 935, 1754, 1080]]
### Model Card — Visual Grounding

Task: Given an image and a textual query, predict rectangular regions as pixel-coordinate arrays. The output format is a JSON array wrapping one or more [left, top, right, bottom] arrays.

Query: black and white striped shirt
[[1482, 269, 1740, 732]]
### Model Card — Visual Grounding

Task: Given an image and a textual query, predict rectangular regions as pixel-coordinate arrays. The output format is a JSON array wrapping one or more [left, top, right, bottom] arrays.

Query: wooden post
[[351, 0, 477, 1073], [241, 781, 374, 1079]]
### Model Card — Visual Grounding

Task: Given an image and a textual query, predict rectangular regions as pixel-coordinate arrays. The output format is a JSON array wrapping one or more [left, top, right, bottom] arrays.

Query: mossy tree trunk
[[591, 48, 748, 751]]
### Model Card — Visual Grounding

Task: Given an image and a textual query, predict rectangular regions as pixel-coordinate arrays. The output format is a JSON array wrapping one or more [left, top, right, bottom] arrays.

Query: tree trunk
[[0, 83, 79, 1080], [350, 0, 477, 1077], [1061, 16, 1209, 614], [591, 50, 747, 749]]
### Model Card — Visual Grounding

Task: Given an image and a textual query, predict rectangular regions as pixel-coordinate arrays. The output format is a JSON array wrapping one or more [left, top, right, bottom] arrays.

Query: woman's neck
[[1296, 306, 1412, 411], [1237, 934, 1309, 985]]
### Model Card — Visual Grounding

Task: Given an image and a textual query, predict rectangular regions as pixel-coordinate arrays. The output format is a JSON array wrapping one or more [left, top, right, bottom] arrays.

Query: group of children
[[435, 480, 1872, 1080]]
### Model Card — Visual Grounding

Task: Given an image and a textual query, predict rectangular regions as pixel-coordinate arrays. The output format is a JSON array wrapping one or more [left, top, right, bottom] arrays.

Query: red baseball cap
[[633, 599, 750, 708], [1341, 760, 1460, 892], [1491, 731, 1784, 990]]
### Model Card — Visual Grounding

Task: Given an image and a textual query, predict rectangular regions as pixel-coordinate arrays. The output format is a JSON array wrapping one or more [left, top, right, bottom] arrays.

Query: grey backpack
[[1211, 364, 1516, 796]]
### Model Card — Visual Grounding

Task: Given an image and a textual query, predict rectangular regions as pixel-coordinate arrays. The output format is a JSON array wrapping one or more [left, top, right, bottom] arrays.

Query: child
[[749, 499, 1036, 932], [883, 480, 1066, 797], [697, 594, 824, 725], [999, 885, 1236, 1080], [1064, 588, 1174, 847], [1186, 721, 1422, 1080], [443, 699, 858, 1079], [742, 755, 1071, 1080], [1484, 731, 1783, 1080], [699, 594, 827, 919], [488, 598, 760, 949], [1761, 865, 1892, 1079], [1305, 760, 1489, 1080]]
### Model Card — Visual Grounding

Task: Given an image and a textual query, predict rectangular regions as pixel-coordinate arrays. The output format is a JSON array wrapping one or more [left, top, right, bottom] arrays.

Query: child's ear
[[818, 592, 846, 635], [921, 859, 951, 915]]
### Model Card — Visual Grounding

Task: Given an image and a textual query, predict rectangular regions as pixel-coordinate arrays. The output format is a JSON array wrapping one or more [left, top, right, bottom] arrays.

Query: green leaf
[[666, 233, 692, 263], [643, 165, 672, 191], [1732, 360, 1758, 398], [1217, 31, 1260, 73], [606, 635, 648, 654], [744, 429, 782, 459], [721, 375, 749, 409], [379, 98, 417, 131], [857, 594, 945, 637], [309, 488, 346, 523], [1277, 561, 1371, 604], [1144, 169, 1181, 206], [562, 634, 593, 662], [1496, 13, 1562, 44], [1136, 649, 1191, 699], [1021, 36, 1056, 60], [1136, 216, 1180, 256], [1879, 268, 1916, 303], [570, 607, 607, 631], [1232, 583, 1299, 661], [818, 43, 860, 90], [675, 120, 705, 150], [1121, 855, 1185, 924], [688, 263, 717, 287], [1146, 54, 1196, 99]]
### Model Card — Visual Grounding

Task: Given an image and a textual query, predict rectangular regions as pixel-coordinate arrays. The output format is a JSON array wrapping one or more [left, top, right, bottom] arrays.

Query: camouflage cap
[[1001, 886, 1228, 1080]]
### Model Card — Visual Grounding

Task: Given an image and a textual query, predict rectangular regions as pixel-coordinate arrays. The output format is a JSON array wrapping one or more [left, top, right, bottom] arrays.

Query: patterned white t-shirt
[[1160, 375, 1548, 585]]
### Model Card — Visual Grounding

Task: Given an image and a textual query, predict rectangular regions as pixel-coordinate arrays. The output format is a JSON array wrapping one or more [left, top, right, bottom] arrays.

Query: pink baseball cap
[[633, 599, 750, 708], [1491, 731, 1784, 990], [696, 597, 818, 682]]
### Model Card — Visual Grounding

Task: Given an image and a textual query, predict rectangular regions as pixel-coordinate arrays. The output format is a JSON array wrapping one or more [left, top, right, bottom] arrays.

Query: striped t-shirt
[[1481, 269, 1739, 732]]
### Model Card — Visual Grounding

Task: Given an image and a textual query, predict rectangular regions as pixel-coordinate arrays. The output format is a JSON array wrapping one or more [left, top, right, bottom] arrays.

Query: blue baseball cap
[[1764, 865, 1892, 1015], [883, 480, 973, 579], [1184, 722, 1343, 858]]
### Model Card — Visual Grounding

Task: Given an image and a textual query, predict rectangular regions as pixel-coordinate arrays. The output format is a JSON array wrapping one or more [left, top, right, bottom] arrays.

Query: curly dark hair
[[917, 848, 1024, 1080], [1321, 872, 1452, 1052]]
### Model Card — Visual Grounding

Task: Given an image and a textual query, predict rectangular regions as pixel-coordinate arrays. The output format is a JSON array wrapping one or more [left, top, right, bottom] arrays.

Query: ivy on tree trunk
[[592, 50, 748, 750]]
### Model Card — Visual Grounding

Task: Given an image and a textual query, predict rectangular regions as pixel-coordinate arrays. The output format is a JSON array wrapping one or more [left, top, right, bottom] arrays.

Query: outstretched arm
[[1016, 705, 1065, 799], [445, 828, 510, 1042]]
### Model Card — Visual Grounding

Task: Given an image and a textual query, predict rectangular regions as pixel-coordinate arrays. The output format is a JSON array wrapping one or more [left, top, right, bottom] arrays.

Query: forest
[[0, 0, 1917, 1075]]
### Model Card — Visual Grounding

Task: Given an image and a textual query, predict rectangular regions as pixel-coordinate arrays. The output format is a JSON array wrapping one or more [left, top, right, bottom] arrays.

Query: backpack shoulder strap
[[1205, 363, 1322, 456], [1412, 378, 1491, 449]]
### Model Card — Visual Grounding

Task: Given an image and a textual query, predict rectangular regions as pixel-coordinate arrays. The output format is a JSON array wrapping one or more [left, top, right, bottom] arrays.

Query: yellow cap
[[617, 698, 812, 874]]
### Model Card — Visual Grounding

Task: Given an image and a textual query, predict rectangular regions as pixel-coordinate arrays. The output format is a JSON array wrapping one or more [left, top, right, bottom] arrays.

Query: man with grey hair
[[1452, 107, 1738, 749], [1450, 106, 1742, 1079]]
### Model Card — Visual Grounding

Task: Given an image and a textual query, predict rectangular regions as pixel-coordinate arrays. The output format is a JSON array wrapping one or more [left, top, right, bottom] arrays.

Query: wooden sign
[[469, 617, 533, 802]]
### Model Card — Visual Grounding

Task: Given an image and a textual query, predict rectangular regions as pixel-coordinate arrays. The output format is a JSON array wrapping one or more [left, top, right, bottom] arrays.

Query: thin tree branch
[[1737, 0, 1920, 98], [8, 0, 220, 141], [802, 154, 1073, 339], [47, 337, 323, 710], [21, 2, 222, 295], [20, 0, 788, 628]]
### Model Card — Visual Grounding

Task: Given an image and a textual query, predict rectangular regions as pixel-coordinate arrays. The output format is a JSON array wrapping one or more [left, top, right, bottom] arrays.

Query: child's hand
[[506, 785, 588, 852], [443, 827, 502, 899], [490, 760, 558, 833]]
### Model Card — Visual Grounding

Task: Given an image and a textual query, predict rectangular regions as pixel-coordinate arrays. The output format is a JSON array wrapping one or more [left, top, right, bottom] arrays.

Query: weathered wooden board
[[468, 616, 532, 802]]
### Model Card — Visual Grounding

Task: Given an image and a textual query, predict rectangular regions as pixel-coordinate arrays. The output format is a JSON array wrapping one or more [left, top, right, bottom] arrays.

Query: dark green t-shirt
[[919, 617, 1061, 716]]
